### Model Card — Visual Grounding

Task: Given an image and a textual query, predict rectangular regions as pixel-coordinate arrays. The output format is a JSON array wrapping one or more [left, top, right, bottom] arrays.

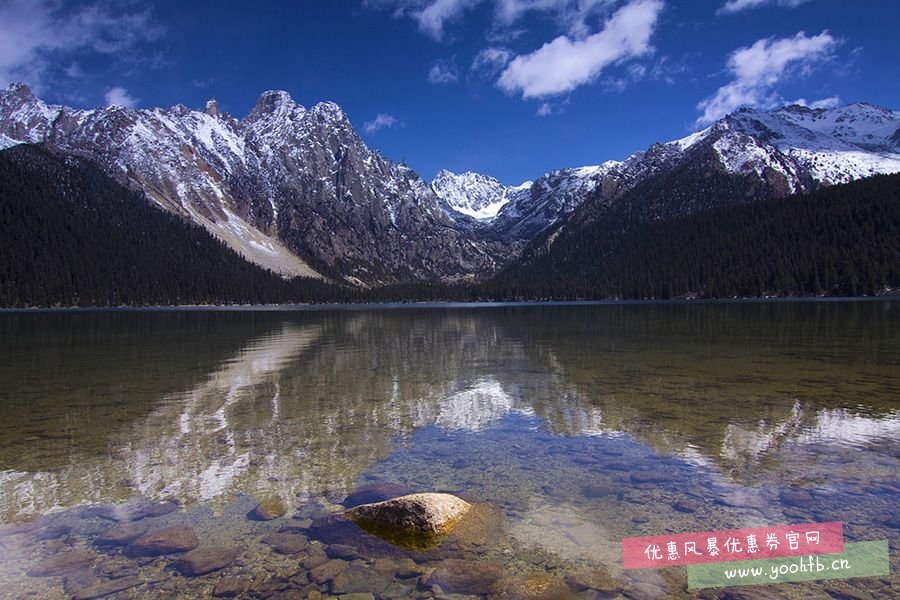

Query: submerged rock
[[261, 532, 309, 555], [124, 525, 199, 557], [95, 522, 149, 546], [173, 546, 239, 576], [248, 496, 288, 521], [343, 483, 411, 508], [346, 493, 471, 550], [500, 574, 574, 600], [27, 549, 98, 577], [424, 558, 504, 594], [213, 575, 252, 597], [71, 576, 144, 600]]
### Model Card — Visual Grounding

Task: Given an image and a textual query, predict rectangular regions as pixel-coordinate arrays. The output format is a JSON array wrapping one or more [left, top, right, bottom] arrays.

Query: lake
[[0, 301, 897, 599]]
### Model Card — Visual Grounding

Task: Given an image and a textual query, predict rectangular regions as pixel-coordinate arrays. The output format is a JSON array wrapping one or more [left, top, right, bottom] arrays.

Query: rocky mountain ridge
[[2, 82, 898, 286]]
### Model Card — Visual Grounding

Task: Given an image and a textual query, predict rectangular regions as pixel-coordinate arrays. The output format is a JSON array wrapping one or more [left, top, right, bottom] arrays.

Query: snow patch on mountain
[[431, 170, 513, 220], [0, 132, 19, 150]]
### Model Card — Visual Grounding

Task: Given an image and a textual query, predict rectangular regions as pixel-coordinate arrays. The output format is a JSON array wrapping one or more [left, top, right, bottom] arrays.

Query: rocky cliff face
[[0, 84, 516, 284], [433, 102, 900, 239]]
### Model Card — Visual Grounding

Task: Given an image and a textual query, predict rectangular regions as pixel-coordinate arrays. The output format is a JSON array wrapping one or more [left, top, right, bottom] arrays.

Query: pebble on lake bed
[[248, 496, 289, 521]]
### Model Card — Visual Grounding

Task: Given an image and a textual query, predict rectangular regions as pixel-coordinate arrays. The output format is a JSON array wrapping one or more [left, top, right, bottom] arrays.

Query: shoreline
[[1, 295, 898, 313]]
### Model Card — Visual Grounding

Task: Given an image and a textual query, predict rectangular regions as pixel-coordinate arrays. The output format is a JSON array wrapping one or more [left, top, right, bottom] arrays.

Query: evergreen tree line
[[0, 145, 345, 307], [1, 144, 898, 307], [481, 173, 900, 300]]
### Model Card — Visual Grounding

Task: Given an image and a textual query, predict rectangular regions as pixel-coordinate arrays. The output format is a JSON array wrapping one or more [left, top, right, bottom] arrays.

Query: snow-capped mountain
[[431, 169, 526, 220], [1, 81, 898, 287], [0, 83, 516, 284], [440, 101, 900, 240]]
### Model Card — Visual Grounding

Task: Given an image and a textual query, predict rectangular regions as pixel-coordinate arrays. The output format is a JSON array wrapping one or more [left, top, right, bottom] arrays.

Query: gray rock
[[343, 483, 411, 508], [72, 576, 144, 600], [27, 549, 97, 577], [629, 471, 673, 484], [346, 493, 471, 549], [248, 496, 289, 521], [262, 532, 309, 555], [325, 543, 360, 560], [330, 565, 390, 595], [95, 522, 149, 546], [173, 546, 239, 576], [132, 500, 180, 520], [124, 525, 199, 557], [673, 499, 700, 513], [310, 559, 348, 584], [583, 483, 618, 498], [213, 575, 252, 597], [425, 558, 504, 595]]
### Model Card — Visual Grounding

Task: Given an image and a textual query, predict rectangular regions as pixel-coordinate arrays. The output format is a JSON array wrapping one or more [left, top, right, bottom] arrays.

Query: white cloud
[[428, 58, 460, 83], [365, 0, 484, 41], [0, 0, 163, 92], [789, 95, 841, 110], [104, 86, 138, 108], [471, 46, 514, 76], [497, 0, 664, 98], [696, 31, 838, 125], [417, 0, 484, 39], [364, 113, 401, 133], [536, 102, 553, 116], [495, 0, 616, 38], [719, 0, 812, 14]]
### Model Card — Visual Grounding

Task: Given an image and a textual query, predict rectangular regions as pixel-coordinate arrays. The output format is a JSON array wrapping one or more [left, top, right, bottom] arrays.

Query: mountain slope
[[482, 174, 900, 299], [0, 145, 336, 307], [0, 84, 517, 285], [1, 81, 898, 290], [442, 102, 900, 239]]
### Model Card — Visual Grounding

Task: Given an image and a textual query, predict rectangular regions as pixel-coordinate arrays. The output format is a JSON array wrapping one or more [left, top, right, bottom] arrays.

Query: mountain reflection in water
[[0, 303, 897, 525]]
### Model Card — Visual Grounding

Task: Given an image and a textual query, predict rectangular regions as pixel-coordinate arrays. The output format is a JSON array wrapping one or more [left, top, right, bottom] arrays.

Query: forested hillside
[[483, 174, 900, 300], [0, 145, 340, 307]]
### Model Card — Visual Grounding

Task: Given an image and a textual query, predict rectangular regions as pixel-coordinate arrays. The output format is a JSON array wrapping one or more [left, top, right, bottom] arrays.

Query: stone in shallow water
[[173, 546, 240, 576], [34, 524, 72, 541], [343, 483, 412, 508], [124, 525, 199, 557], [500, 574, 573, 600], [262, 532, 309, 554], [213, 575, 252, 597], [325, 543, 360, 560], [779, 488, 815, 508], [310, 559, 349, 585], [132, 500, 180, 520], [330, 564, 392, 595], [424, 558, 504, 594], [27, 549, 98, 577], [716, 491, 768, 510], [629, 470, 673, 484], [346, 493, 471, 550], [95, 522, 149, 546], [71, 576, 144, 600], [673, 499, 700, 513], [248, 496, 289, 521], [582, 482, 618, 498], [565, 569, 623, 594]]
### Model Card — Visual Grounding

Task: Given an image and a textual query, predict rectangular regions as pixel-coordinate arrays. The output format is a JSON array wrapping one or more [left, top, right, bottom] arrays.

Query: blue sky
[[0, 0, 897, 184]]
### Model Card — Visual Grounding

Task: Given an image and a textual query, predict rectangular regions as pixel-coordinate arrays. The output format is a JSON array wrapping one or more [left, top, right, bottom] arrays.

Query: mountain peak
[[432, 169, 511, 220], [2, 82, 36, 103], [309, 100, 347, 122], [205, 99, 220, 116], [247, 90, 301, 120]]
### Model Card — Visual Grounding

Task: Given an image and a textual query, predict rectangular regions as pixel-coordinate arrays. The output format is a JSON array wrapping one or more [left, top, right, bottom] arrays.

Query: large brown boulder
[[346, 493, 471, 550]]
